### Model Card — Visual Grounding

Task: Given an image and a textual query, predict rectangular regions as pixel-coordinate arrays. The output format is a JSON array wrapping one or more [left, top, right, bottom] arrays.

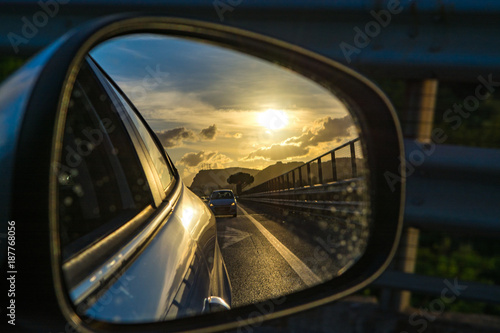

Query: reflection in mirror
[[57, 34, 370, 324]]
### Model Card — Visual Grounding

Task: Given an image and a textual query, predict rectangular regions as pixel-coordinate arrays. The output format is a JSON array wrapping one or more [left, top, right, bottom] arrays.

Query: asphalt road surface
[[215, 201, 352, 308]]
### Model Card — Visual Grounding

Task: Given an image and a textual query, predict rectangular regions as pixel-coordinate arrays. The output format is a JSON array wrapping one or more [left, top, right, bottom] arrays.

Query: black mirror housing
[[1, 15, 404, 333]]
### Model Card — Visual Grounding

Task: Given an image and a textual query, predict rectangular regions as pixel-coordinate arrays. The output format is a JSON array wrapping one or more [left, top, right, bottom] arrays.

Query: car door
[[89, 56, 231, 318], [58, 56, 228, 323]]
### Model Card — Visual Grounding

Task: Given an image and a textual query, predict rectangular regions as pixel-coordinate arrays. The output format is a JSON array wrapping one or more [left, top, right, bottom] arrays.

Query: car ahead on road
[[209, 190, 238, 217]]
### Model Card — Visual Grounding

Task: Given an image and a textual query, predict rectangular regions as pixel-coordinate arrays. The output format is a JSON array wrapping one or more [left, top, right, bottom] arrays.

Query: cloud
[[199, 124, 218, 140], [155, 124, 222, 148], [179, 151, 214, 167], [155, 127, 196, 148], [244, 144, 309, 161], [285, 115, 353, 148], [179, 151, 232, 168], [223, 132, 242, 139], [244, 115, 354, 161]]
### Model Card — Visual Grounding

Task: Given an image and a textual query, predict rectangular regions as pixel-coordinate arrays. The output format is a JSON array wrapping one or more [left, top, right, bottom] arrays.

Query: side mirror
[[0, 15, 404, 332]]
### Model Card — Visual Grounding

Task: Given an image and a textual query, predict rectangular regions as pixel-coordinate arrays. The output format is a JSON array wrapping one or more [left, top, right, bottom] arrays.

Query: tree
[[227, 172, 254, 194], [0, 56, 26, 83]]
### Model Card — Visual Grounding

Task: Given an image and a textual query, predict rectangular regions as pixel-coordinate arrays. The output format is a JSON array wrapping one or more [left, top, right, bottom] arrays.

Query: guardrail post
[[299, 166, 303, 186], [292, 170, 296, 188], [306, 163, 311, 185], [380, 79, 438, 312], [381, 227, 420, 312], [331, 151, 337, 181], [350, 142, 357, 178], [318, 157, 323, 184]]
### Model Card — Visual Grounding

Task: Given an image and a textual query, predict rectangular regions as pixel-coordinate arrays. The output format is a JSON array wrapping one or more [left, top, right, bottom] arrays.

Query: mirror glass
[[57, 34, 370, 324]]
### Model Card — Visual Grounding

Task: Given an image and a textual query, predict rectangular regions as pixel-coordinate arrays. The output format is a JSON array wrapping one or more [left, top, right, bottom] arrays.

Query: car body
[[209, 190, 238, 217], [0, 53, 231, 324]]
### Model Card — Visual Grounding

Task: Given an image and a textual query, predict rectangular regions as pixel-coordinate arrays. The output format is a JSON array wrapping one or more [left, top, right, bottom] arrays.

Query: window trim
[[88, 56, 179, 201], [86, 57, 167, 207], [58, 61, 158, 255], [62, 204, 155, 290], [67, 181, 182, 308]]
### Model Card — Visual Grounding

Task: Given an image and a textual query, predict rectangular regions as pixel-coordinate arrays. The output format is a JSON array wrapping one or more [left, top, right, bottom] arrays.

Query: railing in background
[[240, 138, 366, 219], [242, 136, 500, 308], [243, 138, 362, 195]]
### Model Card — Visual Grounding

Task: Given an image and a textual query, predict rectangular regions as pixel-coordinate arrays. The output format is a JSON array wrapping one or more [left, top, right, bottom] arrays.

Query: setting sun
[[92, 35, 354, 186], [257, 109, 289, 130]]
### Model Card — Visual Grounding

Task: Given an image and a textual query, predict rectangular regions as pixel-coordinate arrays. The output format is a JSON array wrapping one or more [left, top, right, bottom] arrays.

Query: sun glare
[[257, 109, 289, 130]]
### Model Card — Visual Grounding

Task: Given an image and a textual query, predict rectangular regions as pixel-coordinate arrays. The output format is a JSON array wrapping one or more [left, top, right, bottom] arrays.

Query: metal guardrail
[[374, 140, 500, 307], [240, 138, 365, 221], [374, 271, 500, 304], [243, 138, 361, 195], [242, 138, 500, 306], [2, 1, 500, 81], [242, 179, 365, 218], [403, 140, 500, 237]]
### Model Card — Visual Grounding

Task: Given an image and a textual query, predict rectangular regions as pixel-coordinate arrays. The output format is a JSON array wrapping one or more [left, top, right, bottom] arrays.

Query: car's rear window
[[211, 192, 234, 199]]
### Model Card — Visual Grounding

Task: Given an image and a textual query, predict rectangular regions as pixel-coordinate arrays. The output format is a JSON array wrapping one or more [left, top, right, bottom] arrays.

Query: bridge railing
[[240, 138, 366, 217], [243, 138, 362, 195], [241, 138, 500, 309]]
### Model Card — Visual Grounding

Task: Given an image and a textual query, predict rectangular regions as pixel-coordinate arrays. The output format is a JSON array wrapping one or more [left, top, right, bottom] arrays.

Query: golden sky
[[91, 35, 358, 184]]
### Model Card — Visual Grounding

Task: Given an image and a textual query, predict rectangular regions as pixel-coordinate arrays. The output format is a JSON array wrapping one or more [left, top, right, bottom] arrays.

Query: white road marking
[[239, 206, 322, 287], [220, 226, 252, 249]]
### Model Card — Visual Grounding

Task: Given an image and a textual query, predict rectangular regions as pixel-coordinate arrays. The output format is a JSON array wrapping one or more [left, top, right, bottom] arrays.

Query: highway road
[[215, 201, 358, 308]]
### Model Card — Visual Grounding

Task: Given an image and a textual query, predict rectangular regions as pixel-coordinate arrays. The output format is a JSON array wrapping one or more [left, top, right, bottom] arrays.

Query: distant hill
[[189, 167, 260, 196], [247, 161, 304, 190]]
